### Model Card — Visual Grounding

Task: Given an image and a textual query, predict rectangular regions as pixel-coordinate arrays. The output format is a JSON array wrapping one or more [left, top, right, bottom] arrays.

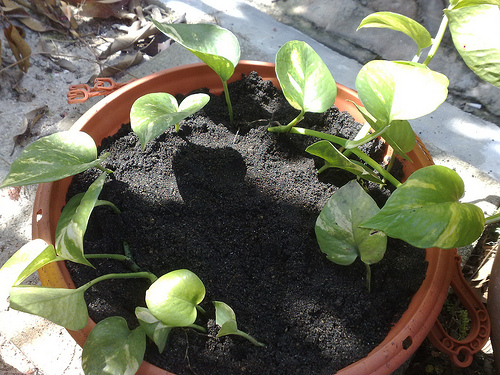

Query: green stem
[[96, 165, 114, 174], [365, 263, 372, 293], [287, 127, 402, 188], [422, 12, 449, 66], [222, 80, 234, 122], [95, 200, 121, 214], [85, 242, 142, 272], [81, 271, 158, 291], [196, 305, 206, 315], [236, 331, 265, 347], [188, 323, 207, 333], [267, 110, 305, 133]]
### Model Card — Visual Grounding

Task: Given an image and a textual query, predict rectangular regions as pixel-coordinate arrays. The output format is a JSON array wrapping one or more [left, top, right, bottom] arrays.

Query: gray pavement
[[1, 0, 499, 374]]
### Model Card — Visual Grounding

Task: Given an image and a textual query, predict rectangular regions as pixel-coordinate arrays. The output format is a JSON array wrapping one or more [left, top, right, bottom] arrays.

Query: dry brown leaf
[[1, 0, 56, 31], [12, 105, 48, 152], [30, 0, 72, 30], [4, 24, 31, 73], [67, 0, 132, 18], [99, 21, 156, 59], [98, 51, 143, 77]]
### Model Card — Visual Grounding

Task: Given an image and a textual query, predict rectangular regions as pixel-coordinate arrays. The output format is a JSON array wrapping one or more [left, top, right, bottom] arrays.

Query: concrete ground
[[0, 0, 499, 374]]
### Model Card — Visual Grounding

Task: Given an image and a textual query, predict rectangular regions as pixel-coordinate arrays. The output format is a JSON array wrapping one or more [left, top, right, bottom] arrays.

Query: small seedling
[[130, 92, 210, 149], [269, 40, 336, 132], [213, 301, 265, 347], [150, 21, 240, 121]]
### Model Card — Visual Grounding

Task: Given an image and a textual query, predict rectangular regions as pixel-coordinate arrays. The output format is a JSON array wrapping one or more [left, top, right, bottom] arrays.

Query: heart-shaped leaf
[[145, 269, 205, 327], [446, 4, 500, 87], [55, 172, 109, 266], [1, 131, 107, 188], [355, 60, 449, 125], [130, 92, 210, 149], [151, 21, 240, 82], [82, 316, 146, 375], [306, 140, 384, 184], [275, 40, 337, 113], [0, 239, 58, 309], [316, 180, 387, 266], [9, 285, 89, 330], [358, 12, 432, 54], [135, 307, 171, 353], [360, 165, 485, 248]]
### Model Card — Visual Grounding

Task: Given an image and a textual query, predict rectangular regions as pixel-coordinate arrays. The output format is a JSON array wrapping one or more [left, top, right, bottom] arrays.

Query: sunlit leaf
[[355, 60, 449, 124], [450, 0, 500, 9], [0, 239, 58, 308], [130, 92, 209, 149], [360, 165, 485, 248], [9, 285, 89, 330], [145, 269, 205, 327], [82, 316, 146, 375], [275, 40, 336, 113], [306, 140, 384, 183], [358, 12, 432, 54], [315, 180, 387, 266], [446, 4, 500, 87], [151, 21, 240, 81], [1, 131, 106, 188]]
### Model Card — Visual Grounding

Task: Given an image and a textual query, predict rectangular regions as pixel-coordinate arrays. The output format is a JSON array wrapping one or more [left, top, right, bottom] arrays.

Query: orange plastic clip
[[427, 254, 490, 367], [67, 78, 134, 104]]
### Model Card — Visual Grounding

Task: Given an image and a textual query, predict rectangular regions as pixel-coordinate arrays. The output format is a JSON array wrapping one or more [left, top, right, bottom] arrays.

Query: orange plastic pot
[[32, 61, 489, 374]]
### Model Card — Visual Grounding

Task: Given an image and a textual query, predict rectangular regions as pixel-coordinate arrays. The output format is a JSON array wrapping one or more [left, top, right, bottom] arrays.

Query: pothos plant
[[0, 91, 263, 375], [266, 0, 500, 290], [1, 4, 499, 372]]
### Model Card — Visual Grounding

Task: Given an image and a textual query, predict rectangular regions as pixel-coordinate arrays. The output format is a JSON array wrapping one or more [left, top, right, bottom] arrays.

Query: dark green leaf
[[82, 317, 146, 375], [360, 165, 485, 248], [275, 40, 336, 113], [315, 180, 387, 265], [1, 131, 106, 188]]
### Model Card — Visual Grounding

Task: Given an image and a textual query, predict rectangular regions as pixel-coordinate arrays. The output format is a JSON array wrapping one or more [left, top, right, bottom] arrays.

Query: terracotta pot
[[32, 61, 489, 374]]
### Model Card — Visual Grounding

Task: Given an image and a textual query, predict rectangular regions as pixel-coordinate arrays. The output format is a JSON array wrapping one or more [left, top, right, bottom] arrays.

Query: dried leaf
[[4, 24, 31, 73], [66, 0, 132, 18], [99, 21, 157, 58], [30, 0, 72, 30], [98, 52, 143, 77], [1, 0, 56, 32], [12, 106, 48, 152]]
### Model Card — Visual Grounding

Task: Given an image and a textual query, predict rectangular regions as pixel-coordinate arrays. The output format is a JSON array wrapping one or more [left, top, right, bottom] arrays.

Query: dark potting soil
[[66, 72, 427, 375]]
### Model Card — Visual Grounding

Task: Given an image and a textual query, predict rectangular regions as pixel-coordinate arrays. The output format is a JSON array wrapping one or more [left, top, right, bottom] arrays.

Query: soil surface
[[66, 72, 427, 375]]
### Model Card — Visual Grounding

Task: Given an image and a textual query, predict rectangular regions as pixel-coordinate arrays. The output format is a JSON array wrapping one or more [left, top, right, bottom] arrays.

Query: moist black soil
[[66, 72, 427, 375]]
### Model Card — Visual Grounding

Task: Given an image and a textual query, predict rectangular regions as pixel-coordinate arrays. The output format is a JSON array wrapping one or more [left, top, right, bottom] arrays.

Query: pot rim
[[32, 61, 456, 375]]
